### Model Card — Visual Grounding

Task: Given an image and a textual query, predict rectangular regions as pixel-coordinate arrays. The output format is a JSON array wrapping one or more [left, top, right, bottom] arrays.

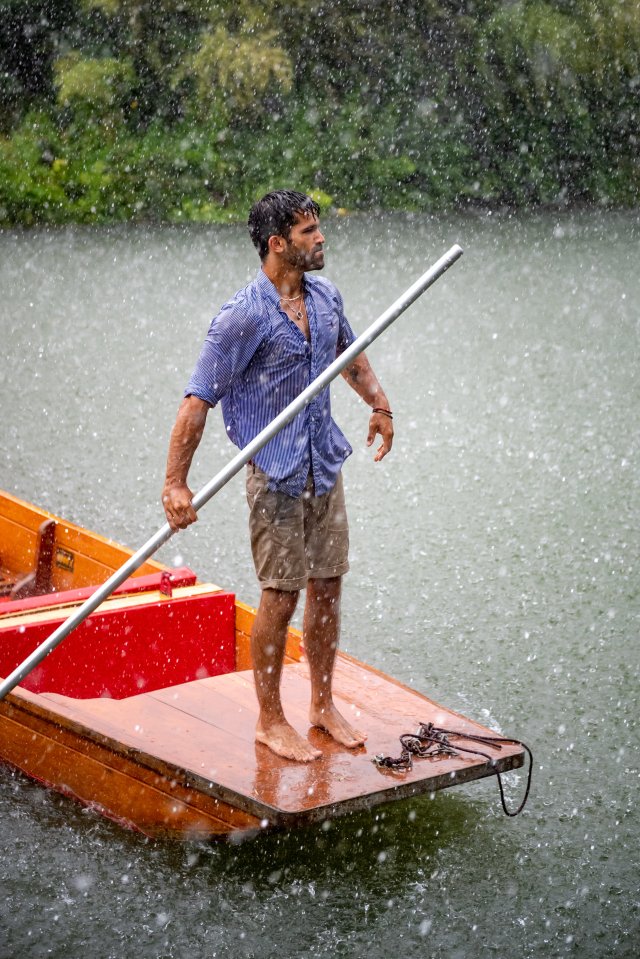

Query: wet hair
[[248, 190, 320, 261]]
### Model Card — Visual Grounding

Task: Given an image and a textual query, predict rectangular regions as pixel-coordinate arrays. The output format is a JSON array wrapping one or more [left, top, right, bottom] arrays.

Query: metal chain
[[372, 721, 533, 817]]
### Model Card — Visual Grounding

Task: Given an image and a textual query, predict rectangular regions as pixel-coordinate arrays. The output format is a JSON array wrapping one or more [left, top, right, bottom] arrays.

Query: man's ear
[[267, 233, 286, 255]]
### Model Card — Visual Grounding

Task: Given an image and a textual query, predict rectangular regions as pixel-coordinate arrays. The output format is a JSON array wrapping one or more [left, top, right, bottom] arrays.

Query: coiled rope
[[372, 721, 532, 817]]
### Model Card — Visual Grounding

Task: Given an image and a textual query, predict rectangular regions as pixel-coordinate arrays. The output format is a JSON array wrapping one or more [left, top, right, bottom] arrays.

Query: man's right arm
[[161, 395, 211, 530]]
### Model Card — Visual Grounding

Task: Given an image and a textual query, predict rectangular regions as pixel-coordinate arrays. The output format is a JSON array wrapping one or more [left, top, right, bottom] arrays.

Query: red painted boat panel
[[0, 588, 236, 699]]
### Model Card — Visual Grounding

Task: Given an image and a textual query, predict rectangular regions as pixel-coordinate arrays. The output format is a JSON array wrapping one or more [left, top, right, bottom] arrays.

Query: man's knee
[[259, 586, 300, 622], [307, 576, 342, 604]]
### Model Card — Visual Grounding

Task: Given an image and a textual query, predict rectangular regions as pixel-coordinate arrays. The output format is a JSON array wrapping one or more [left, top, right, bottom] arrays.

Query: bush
[[0, 0, 638, 223]]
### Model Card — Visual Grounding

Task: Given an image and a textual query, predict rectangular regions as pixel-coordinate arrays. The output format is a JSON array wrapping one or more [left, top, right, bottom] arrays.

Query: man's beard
[[284, 241, 324, 272]]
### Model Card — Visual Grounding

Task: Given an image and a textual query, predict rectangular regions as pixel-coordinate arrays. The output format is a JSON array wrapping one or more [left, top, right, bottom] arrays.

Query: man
[[162, 190, 393, 762]]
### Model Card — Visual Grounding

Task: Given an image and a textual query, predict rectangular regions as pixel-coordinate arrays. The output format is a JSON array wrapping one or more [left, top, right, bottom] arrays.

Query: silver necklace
[[280, 291, 304, 322]]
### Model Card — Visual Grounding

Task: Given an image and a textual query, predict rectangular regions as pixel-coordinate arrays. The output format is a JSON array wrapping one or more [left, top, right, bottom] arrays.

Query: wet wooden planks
[[0, 690, 261, 838], [30, 653, 524, 827]]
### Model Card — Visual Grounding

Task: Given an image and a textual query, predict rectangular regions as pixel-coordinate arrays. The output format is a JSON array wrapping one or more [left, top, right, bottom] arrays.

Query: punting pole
[[0, 244, 463, 701]]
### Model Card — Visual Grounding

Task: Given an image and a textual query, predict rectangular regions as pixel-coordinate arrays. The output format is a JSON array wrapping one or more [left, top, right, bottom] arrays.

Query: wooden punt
[[0, 490, 525, 840]]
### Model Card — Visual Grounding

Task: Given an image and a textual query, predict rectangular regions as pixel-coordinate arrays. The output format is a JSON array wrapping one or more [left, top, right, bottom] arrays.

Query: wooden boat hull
[[0, 656, 524, 840], [0, 491, 525, 839], [0, 490, 165, 598]]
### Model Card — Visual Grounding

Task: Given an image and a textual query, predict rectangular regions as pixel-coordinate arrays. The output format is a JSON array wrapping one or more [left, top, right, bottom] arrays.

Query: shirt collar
[[257, 268, 311, 307], [256, 268, 280, 307]]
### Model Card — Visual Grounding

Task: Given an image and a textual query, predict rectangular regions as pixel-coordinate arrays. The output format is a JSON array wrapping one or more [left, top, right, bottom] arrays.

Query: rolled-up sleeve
[[185, 294, 266, 406]]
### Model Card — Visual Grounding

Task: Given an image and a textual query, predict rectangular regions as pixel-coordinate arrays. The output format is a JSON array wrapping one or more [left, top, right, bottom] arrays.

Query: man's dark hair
[[248, 190, 320, 261]]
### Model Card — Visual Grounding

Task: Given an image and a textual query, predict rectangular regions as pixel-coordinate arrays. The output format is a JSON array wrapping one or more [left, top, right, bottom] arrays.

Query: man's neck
[[262, 261, 305, 298]]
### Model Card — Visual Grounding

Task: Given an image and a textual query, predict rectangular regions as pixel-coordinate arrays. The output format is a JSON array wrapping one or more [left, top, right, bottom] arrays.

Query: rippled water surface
[[1, 211, 638, 958]]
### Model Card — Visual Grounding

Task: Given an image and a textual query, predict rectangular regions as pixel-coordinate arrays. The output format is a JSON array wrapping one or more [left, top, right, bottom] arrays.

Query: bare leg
[[305, 577, 367, 747], [251, 587, 322, 762]]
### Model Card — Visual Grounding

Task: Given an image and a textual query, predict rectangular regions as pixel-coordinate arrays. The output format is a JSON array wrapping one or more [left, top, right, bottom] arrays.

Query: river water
[[0, 211, 638, 958]]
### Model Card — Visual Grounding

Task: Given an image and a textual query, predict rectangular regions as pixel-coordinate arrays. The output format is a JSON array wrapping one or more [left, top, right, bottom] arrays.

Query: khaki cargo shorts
[[246, 464, 349, 591]]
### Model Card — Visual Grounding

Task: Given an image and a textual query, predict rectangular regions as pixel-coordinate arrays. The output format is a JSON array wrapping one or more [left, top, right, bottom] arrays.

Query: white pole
[[0, 244, 463, 701]]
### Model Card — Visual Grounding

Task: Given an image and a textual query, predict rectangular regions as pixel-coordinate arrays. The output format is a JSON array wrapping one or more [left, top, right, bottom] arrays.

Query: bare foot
[[256, 720, 322, 762], [309, 702, 367, 748]]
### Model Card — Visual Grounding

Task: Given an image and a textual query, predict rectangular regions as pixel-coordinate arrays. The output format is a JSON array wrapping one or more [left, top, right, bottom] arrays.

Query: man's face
[[282, 211, 325, 271]]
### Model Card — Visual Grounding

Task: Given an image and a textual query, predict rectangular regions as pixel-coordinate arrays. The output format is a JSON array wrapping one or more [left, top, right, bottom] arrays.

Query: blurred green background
[[1, 0, 638, 225]]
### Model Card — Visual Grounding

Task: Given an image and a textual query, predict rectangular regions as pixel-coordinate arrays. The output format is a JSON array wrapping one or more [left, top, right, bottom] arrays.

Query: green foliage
[[467, 0, 640, 205], [0, 0, 78, 129], [55, 54, 136, 115], [182, 24, 292, 118], [0, 0, 638, 224], [81, 0, 119, 11]]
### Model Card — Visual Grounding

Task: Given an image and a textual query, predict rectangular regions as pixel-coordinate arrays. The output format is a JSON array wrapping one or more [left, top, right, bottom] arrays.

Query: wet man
[[162, 190, 393, 762]]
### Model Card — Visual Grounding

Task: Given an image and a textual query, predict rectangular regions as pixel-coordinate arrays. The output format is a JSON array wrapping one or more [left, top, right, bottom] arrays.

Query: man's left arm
[[341, 352, 393, 462]]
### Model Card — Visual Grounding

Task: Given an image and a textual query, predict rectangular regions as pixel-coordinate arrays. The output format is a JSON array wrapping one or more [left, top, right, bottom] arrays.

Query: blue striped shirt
[[186, 269, 357, 497]]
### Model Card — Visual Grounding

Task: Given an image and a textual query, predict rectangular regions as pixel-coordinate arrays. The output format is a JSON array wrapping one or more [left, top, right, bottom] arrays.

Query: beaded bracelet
[[372, 407, 393, 419]]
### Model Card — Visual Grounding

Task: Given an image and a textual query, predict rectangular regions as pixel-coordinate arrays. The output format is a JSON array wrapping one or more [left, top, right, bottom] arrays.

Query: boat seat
[[7, 519, 56, 601]]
